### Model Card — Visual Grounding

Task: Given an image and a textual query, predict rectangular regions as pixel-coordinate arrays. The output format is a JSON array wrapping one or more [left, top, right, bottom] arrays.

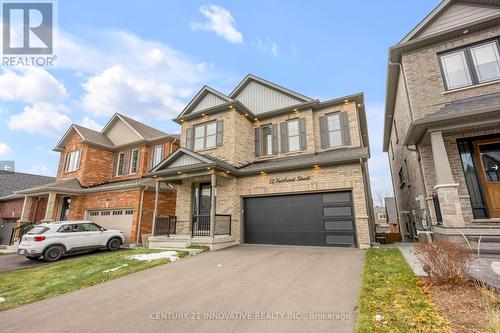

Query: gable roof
[[400, 0, 500, 44], [0, 171, 55, 200], [54, 113, 176, 152], [178, 86, 233, 118]]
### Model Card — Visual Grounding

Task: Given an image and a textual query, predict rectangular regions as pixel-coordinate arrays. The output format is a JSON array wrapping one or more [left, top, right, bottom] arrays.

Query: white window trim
[[116, 151, 126, 176], [64, 150, 81, 173], [152, 144, 164, 168], [326, 113, 342, 148], [287, 119, 300, 152], [129, 148, 140, 174], [193, 121, 217, 151]]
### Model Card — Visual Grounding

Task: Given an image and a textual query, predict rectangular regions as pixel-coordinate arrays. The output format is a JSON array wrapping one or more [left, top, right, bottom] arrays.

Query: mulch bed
[[420, 279, 488, 333]]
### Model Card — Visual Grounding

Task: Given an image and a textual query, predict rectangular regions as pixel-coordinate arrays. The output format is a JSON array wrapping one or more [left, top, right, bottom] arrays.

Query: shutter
[[340, 112, 351, 145], [254, 127, 262, 157], [186, 127, 193, 150], [280, 122, 288, 153], [271, 124, 278, 155], [147, 146, 154, 170], [299, 118, 307, 150], [216, 120, 224, 146], [319, 116, 330, 149]]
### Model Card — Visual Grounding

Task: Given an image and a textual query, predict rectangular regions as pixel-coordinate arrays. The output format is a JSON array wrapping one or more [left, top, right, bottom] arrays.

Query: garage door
[[244, 191, 356, 247], [87, 209, 134, 244]]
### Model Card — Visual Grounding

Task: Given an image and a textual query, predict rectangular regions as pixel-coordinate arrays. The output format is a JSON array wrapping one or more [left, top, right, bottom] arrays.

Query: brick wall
[[28, 197, 48, 222]]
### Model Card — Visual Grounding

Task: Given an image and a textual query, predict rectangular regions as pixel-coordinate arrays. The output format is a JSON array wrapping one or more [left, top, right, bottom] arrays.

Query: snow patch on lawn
[[103, 264, 128, 273], [0, 297, 5, 303], [127, 251, 179, 262]]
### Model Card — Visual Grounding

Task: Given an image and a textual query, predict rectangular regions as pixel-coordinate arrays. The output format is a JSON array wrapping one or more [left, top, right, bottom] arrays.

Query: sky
[[0, 0, 441, 205]]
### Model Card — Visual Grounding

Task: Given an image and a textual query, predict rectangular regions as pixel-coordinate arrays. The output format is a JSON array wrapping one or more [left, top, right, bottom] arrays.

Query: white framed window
[[194, 122, 217, 151], [326, 113, 342, 147], [287, 119, 300, 152], [440, 50, 472, 90], [152, 145, 163, 168], [470, 42, 500, 83], [378, 213, 387, 220], [116, 151, 126, 176], [262, 125, 273, 156], [439, 40, 500, 90], [129, 148, 140, 174], [64, 150, 81, 173]]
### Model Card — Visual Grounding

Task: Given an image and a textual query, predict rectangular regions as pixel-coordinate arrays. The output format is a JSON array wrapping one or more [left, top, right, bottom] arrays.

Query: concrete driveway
[[0, 245, 365, 333]]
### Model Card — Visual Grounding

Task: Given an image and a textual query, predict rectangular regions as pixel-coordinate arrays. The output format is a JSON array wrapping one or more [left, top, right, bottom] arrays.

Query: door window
[[480, 142, 500, 182]]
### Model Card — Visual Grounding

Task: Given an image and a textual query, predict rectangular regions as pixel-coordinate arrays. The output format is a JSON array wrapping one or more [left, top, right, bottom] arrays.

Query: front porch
[[147, 148, 240, 250]]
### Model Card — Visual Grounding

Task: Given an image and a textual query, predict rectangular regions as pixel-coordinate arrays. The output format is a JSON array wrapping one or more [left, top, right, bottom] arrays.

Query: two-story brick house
[[16, 113, 179, 244], [146, 74, 374, 250], [384, 0, 500, 246]]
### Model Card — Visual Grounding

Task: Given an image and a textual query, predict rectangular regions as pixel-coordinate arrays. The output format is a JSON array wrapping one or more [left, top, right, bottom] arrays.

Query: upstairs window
[[262, 125, 273, 156], [152, 144, 163, 168], [439, 40, 500, 90], [326, 113, 342, 147], [116, 151, 126, 176], [64, 150, 81, 173], [194, 121, 217, 151], [129, 148, 140, 174], [287, 119, 300, 152]]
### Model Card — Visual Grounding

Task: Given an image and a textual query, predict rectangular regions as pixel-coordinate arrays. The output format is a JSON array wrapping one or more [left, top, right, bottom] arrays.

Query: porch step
[[148, 236, 191, 249], [469, 238, 500, 255]]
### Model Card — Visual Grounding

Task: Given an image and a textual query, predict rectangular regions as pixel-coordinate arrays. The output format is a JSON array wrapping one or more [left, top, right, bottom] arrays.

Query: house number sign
[[269, 175, 311, 185]]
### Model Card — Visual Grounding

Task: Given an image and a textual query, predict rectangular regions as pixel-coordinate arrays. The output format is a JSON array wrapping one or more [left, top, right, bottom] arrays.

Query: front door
[[473, 139, 500, 218], [193, 183, 212, 233], [59, 197, 71, 221]]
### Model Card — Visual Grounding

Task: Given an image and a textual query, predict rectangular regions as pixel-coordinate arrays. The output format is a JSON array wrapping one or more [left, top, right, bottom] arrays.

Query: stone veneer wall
[[173, 162, 371, 248]]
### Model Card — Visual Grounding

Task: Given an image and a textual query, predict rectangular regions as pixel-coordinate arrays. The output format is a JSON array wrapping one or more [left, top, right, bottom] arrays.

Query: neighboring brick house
[[384, 0, 500, 246], [17, 113, 179, 245], [0, 171, 54, 245], [146, 74, 375, 250], [374, 198, 400, 234]]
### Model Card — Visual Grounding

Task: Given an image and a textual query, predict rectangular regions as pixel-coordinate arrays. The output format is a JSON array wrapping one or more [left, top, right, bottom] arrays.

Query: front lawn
[[355, 248, 450, 333], [0, 248, 187, 311]]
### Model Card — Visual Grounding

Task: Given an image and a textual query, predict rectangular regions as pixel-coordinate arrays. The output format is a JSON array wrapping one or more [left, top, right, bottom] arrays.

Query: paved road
[[0, 245, 365, 333]]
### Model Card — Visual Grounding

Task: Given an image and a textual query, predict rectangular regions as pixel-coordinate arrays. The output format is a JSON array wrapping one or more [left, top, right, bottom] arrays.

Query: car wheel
[[43, 246, 64, 262], [107, 238, 121, 251], [26, 256, 40, 260]]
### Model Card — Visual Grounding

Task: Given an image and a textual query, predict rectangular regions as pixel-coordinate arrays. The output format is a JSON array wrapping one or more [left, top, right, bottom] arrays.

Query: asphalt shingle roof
[[117, 113, 170, 140], [0, 171, 55, 199], [73, 125, 115, 147], [426, 91, 500, 121]]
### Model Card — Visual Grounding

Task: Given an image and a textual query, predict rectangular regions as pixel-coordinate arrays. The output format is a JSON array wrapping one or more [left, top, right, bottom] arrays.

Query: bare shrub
[[415, 240, 471, 285]]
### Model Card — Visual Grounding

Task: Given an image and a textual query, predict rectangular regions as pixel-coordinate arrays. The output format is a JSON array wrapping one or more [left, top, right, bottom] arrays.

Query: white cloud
[[0, 67, 68, 103], [190, 5, 243, 44], [252, 37, 278, 57], [76, 31, 213, 120], [0, 143, 12, 156], [8, 103, 72, 137], [80, 116, 103, 131]]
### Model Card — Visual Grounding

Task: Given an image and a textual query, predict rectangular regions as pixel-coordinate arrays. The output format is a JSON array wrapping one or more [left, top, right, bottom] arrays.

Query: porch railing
[[215, 214, 231, 236], [154, 216, 177, 236], [192, 214, 232, 236]]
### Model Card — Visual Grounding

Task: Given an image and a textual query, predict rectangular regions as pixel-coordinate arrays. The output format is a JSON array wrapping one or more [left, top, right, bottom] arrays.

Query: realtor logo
[[2, 1, 53, 54], [0, 160, 15, 172]]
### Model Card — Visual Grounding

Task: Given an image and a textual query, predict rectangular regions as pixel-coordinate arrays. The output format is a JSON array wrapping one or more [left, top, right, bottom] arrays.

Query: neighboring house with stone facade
[[384, 0, 500, 248], [16, 113, 179, 244], [146, 74, 374, 250], [0, 171, 54, 245]]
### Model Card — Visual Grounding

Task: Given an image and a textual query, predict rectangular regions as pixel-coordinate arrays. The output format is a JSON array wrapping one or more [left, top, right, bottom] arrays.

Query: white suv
[[18, 221, 125, 262]]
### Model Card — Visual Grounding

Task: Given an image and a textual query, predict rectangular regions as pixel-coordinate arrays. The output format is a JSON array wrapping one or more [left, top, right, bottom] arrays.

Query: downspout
[[136, 186, 148, 246]]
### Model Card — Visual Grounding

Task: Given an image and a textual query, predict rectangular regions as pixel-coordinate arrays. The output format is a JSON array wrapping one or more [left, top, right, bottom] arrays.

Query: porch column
[[18, 196, 33, 223], [152, 180, 160, 236], [42, 192, 57, 222], [429, 131, 464, 227], [210, 173, 216, 237]]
